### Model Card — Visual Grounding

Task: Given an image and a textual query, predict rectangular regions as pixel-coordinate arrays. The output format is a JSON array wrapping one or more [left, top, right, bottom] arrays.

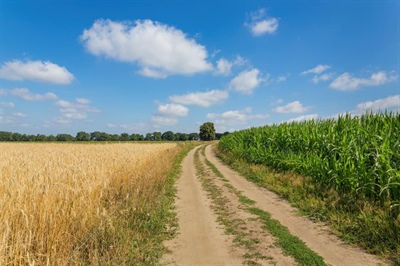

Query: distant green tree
[[90, 131, 102, 141], [98, 132, 110, 141], [176, 132, 188, 141], [130, 133, 139, 141], [56, 134, 74, 141], [76, 131, 90, 141], [145, 133, 152, 141], [174, 132, 181, 141], [137, 134, 144, 141], [36, 134, 47, 141], [120, 133, 130, 141], [0, 131, 13, 141], [47, 135, 56, 141], [199, 122, 216, 141], [153, 131, 162, 141], [162, 131, 175, 141], [12, 132, 22, 141], [110, 134, 120, 141], [188, 132, 200, 140]]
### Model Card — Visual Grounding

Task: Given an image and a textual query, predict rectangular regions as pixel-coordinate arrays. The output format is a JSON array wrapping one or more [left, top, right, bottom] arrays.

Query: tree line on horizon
[[0, 122, 229, 142]]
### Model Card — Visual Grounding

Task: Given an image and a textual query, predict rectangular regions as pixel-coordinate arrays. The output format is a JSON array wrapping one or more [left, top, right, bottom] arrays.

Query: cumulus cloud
[[169, 89, 228, 107], [207, 107, 268, 126], [151, 116, 178, 126], [12, 112, 28, 117], [330, 71, 397, 91], [311, 73, 333, 84], [246, 8, 278, 36], [301, 64, 330, 75], [0, 89, 8, 95], [157, 103, 188, 117], [80, 19, 212, 78], [1, 102, 14, 108], [214, 56, 247, 76], [10, 88, 58, 101], [356, 95, 400, 111], [214, 58, 233, 76], [0, 60, 74, 84], [273, 101, 310, 113], [54, 98, 100, 123], [151, 103, 189, 127], [276, 75, 287, 82], [229, 69, 265, 95], [286, 114, 318, 123]]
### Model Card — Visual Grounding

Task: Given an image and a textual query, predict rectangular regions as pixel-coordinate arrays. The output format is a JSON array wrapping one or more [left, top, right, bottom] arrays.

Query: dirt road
[[162, 145, 387, 265]]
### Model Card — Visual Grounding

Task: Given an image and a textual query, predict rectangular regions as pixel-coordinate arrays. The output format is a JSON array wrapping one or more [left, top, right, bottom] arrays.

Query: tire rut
[[205, 144, 388, 266]]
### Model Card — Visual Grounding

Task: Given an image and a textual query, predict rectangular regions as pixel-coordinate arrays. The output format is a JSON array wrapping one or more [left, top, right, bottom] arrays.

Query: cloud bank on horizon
[[0, 2, 398, 135]]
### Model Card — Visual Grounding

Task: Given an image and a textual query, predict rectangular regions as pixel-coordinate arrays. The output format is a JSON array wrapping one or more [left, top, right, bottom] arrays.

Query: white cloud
[[54, 98, 100, 123], [246, 9, 278, 36], [207, 107, 268, 126], [0, 60, 74, 84], [55, 100, 72, 108], [107, 123, 117, 128], [10, 88, 58, 101], [233, 56, 246, 66], [287, 114, 318, 123], [76, 98, 91, 104], [81, 19, 212, 78], [276, 75, 287, 82], [151, 103, 188, 128], [12, 112, 28, 117], [157, 103, 188, 117], [273, 101, 310, 113], [311, 73, 333, 84], [169, 89, 228, 107], [330, 71, 398, 91], [0, 89, 8, 95], [301, 64, 331, 75], [356, 95, 400, 111], [151, 116, 178, 126], [1, 102, 14, 108], [214, 58, 233, 76], [229, 69, 265, 95]]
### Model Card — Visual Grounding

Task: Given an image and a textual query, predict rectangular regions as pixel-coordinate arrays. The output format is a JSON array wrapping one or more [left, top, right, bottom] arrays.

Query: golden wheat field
[[0, 142, 181, 265]]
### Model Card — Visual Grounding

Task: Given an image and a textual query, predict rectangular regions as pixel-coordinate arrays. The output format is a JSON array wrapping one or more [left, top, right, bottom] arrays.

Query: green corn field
[[219, 112, 400, 207], [219, 112, 400, 260]]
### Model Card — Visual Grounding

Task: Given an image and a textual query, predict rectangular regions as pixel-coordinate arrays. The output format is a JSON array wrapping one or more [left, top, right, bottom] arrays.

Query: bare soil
[[162, 145, 388, 265]]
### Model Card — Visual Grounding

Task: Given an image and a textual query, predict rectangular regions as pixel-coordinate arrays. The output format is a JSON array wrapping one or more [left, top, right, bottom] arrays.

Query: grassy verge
[[109, 142, 198, 265], [214, 145, 399, 264]]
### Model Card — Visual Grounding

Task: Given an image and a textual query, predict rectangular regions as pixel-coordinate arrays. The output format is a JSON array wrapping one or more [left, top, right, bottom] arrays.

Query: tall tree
[[36, 134, 47, 141], [153, 131, 162, 141], [76, 131, 90, 141], [188, 132, 200, 140], [162, 131, 175, 141], [120, 133, 130, 141], [145, 133, 152, 141], [90, 131, 101, 141], [199, 122, 216, 141], [0, 131, 13, 141], [130, 133, 139, 141], [56, 134, 74, 141]]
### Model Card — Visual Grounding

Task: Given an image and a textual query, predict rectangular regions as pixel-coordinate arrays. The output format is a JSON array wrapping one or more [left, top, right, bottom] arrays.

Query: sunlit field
[[0, 142, 181, 265], [218, 112, 400, 261]]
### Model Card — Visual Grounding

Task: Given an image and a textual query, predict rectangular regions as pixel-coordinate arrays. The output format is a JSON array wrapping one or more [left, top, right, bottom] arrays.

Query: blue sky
[[1, 0, 399, 135]]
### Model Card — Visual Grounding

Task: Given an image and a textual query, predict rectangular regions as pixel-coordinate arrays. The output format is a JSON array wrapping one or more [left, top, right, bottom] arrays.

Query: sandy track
[[162, 145, 387, 265], [205, 145, 387, 266], [162, 146, 242, 265]]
